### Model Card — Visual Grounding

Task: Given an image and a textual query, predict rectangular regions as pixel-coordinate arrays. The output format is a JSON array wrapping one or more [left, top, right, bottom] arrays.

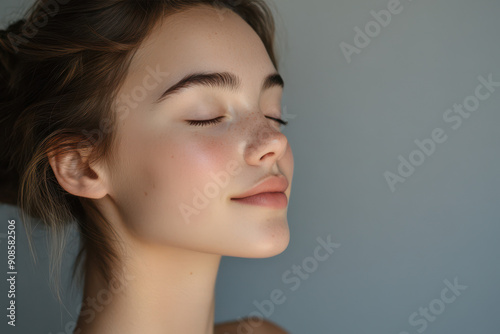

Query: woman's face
[[106, 4, 294, 257]]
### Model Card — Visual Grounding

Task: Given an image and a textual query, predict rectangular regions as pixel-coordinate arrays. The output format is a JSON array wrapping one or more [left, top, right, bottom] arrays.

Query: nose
[[244, 116, 289, 167]]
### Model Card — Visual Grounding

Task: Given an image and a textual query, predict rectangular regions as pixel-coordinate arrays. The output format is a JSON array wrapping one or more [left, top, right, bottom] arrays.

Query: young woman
[[0, 1, 293, 333]]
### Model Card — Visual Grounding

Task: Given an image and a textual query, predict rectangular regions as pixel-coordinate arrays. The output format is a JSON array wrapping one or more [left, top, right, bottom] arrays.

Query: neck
[[75, 240, 221, 334]]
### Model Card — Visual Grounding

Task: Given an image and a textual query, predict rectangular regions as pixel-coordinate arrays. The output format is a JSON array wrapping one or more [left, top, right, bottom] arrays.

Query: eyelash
[[187, 116, 288, 127]]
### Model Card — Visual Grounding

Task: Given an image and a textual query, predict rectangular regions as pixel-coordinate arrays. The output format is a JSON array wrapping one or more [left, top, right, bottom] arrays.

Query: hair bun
[[4, 18, 25, 34], [0, 20, 25, 206], [0, 20, 25, 94], [1, 18, 25, 53]]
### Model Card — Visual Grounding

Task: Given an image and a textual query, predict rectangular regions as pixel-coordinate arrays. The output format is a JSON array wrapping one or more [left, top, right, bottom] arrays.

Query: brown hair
[[0, 0, 280, 302]]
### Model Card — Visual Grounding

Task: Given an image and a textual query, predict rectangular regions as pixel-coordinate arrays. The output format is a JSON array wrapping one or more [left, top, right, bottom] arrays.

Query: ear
[[48, 146, 110, 199]]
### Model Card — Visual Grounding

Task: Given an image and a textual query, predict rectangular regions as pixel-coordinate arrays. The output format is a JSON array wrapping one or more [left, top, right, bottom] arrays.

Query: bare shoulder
[[214, 317, 289, 334]]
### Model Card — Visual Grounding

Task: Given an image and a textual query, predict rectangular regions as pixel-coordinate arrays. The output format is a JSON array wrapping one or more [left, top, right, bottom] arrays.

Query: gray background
[[1, 0, 499, 333]]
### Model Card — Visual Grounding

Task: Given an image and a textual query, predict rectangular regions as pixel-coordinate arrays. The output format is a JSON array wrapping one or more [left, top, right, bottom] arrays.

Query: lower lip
[[231, 192, 288, 209]]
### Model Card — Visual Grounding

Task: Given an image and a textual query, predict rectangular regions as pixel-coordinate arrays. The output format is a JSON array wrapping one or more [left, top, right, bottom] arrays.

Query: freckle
[[144, 191, 148, 196], [171, 155, 174, 158], [190, 272, 193, 275]]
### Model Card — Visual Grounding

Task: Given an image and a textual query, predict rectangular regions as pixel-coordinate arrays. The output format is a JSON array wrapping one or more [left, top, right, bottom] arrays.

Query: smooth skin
[[49, 4, 293, 334]]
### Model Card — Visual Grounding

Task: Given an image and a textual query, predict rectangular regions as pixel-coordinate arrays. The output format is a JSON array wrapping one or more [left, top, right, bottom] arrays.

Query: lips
[[231, 192, 288, 209], [231, 175, 289, 200]]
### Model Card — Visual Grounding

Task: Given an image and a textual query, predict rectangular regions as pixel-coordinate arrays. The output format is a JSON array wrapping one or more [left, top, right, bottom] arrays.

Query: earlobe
[[48, 148, 109, 199]]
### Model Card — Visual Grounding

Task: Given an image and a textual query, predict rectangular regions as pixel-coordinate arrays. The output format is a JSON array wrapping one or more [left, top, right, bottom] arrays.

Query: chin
[[241, 223, 291, 258]]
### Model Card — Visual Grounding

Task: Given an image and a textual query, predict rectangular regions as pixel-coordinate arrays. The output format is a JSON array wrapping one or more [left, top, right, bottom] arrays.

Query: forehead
[[126, 4, 275, 87]]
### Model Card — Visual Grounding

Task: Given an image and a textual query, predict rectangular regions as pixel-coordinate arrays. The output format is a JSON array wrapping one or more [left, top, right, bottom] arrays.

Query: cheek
[[134, 132, 236, 224]]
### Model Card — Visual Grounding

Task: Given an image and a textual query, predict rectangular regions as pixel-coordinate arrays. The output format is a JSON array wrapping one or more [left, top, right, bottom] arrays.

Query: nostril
[[260, 152, 275, 161]]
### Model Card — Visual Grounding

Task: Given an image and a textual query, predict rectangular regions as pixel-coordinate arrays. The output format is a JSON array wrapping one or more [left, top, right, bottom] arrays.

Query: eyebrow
[[153, 71, 284, 104]]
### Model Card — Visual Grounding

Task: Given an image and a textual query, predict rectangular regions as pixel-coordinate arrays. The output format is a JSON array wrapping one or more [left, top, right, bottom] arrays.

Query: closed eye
[[187, 116, 225, 126], [187, 116, 288, 127], [267, 116, 288, 126]]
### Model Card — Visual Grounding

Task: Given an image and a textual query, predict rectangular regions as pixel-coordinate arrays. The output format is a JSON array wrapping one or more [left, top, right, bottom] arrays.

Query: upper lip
[[231, 175, 289, 199]]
